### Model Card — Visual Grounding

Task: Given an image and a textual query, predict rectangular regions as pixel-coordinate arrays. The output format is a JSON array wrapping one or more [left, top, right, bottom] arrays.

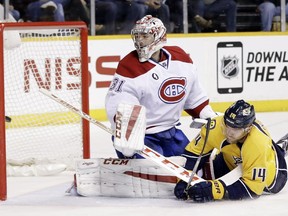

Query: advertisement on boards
[[88, 34, 288, 112]]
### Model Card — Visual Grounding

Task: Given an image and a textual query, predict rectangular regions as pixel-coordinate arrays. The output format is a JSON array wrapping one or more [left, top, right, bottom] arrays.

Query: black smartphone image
[[217, 42, 243, 94]]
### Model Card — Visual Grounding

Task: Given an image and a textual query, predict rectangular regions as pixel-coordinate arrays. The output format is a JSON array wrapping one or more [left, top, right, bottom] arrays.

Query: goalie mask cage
[[0, 22, 90, 201]]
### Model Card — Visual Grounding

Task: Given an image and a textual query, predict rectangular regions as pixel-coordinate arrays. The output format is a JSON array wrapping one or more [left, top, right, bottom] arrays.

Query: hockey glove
[[188, 180, 226, 202], [114, 103, 146, 157], [174, 180, 189, 200]]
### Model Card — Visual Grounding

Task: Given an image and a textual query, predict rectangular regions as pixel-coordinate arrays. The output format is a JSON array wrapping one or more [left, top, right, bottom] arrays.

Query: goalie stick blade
[[39, 88, 203, 184]]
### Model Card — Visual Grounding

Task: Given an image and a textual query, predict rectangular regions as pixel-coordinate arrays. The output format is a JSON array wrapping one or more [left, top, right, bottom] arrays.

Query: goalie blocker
[[114, 103, 146, 157]]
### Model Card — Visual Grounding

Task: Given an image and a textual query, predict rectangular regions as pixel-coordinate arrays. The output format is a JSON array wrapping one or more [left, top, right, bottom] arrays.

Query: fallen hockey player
[[174, 100, 288, 202]]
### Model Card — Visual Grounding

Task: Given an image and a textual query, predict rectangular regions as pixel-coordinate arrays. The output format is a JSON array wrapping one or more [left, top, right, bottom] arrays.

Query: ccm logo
[[115, 111, 122, 139], [103, 158, 129, 165]]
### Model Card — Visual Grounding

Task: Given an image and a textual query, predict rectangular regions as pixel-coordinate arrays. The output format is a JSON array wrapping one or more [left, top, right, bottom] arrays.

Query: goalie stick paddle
[[39, 88, 204, 184]]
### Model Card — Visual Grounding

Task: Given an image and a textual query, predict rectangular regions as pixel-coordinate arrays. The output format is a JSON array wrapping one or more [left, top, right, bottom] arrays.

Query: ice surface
[[1, 112, 288, 216]]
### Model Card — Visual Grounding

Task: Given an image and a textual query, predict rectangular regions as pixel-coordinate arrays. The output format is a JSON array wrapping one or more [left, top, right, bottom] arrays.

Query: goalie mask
[[131, 15, 167, 62]]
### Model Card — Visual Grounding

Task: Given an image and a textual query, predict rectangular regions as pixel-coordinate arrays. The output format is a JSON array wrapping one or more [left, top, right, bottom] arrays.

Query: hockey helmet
[[131, 15, 167, 62], [224, 100, 255, 128]]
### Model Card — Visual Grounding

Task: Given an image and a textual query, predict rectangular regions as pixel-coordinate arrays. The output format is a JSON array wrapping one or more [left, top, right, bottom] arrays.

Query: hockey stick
[[184, 118, 211, 193], [39, 88, 203, 184]]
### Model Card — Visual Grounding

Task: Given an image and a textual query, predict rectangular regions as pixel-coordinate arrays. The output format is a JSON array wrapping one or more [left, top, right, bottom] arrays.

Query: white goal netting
[[2, 23, 89, 175]]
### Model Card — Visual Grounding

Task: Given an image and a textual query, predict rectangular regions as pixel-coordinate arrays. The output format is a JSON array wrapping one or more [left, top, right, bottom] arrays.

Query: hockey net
[[0, 22, 90, 201]]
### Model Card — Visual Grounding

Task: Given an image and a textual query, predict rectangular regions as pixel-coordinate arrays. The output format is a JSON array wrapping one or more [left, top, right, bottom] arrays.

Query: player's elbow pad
[[226, 179, 259, 200]]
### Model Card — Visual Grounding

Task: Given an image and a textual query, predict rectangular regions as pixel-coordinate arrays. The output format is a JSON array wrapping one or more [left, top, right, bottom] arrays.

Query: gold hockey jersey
[[185, 115, 277, 195]]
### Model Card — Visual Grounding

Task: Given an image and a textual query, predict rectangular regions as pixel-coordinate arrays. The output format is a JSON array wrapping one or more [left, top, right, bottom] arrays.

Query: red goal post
[[0, 22, 90, 201]]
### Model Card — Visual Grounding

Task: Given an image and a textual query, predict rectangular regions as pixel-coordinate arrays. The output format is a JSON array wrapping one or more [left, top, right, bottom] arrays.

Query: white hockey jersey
[[105, 46, 211, 134]]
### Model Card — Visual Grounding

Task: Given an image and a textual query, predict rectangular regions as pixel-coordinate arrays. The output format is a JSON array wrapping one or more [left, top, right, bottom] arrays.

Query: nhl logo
[[221, 56, 239, 78]]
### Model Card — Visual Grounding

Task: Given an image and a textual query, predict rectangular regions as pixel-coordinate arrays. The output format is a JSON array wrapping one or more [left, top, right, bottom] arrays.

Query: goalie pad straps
[[114, 103, 146, 157], [74, 157, 187, 198]]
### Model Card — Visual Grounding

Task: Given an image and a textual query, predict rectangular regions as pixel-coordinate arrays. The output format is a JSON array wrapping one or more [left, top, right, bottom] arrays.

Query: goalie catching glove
[[114, 103, 146, 157], [174, 179, 226, 202]]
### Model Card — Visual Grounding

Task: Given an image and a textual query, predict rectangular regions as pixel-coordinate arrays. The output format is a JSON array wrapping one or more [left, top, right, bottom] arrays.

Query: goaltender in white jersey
[[105, 15, 216, 159]]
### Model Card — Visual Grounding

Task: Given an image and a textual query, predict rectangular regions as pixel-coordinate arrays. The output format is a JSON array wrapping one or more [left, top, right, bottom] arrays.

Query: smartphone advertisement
[[217, 41, 243, 94]]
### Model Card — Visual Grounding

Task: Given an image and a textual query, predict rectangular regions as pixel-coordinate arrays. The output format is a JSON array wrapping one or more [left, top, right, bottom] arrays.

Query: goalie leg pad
[[74, 157, 187, 198]]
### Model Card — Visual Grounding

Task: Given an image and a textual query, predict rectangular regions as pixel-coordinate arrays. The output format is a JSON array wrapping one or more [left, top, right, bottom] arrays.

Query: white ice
[[1, 112, 288, 216]]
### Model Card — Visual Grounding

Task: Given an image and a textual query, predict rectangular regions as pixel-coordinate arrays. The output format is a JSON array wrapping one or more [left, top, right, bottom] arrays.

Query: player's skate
[[276, 133, 288, 156]]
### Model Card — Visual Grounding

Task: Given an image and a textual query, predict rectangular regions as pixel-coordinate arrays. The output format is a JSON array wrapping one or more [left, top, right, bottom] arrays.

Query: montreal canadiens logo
[[158, 77, 187, 103]]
